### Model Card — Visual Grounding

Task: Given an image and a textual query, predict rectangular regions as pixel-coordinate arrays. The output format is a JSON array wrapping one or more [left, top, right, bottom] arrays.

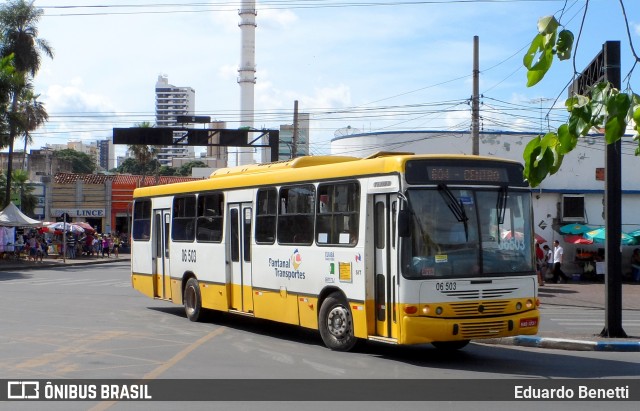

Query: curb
[[480, 336, 640, 352], [1, 258, 129, 271]]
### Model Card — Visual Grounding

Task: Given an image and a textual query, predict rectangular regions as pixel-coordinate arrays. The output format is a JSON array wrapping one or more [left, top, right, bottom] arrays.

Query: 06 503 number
[[182, 249, 196, 263], [435, 281, 457, 291]]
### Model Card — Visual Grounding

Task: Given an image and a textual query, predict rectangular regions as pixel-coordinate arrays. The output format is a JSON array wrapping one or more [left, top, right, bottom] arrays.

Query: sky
[[11, 0, 640, 164]]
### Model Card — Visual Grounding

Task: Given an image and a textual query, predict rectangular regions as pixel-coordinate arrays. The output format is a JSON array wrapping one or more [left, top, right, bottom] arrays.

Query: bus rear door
[[228, 202, 254, 313], [153, 209, 171, 300]]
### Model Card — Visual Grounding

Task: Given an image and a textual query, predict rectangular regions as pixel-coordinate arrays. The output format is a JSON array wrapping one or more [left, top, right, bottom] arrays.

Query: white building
[[155, 75, 196, 165], [331, 130, 640, 276]]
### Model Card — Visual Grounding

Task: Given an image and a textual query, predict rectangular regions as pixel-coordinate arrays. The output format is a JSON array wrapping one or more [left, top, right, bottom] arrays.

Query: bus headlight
[[435, 306, 443, 315], [516, 302, 522, 310]]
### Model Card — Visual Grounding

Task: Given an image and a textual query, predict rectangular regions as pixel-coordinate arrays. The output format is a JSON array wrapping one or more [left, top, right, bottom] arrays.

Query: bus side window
[[316, 181, 360, 246], [256, 188, 277, 244], [196, 192, 224, 243], [172, 195, 196, 242], [278, 185, 314, 245], [132, 199, 152, 241]]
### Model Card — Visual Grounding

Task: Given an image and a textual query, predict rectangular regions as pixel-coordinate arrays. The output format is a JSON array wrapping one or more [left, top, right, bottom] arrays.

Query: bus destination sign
[[405, 160, 526, 186], [427, 166, 508, 183]]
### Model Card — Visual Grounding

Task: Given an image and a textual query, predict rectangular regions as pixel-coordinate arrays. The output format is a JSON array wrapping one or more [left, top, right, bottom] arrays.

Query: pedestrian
[[67, 234, 77, 259], [112, 234, 120, 258], [552, 240, 570, 283], [543, 245, 552, 281], [93, 235, 100, 256], [535, 243, 545, 286], [102, 235, 110, 258], [28, 235, 37, 261], [35, 237, 44, 262]]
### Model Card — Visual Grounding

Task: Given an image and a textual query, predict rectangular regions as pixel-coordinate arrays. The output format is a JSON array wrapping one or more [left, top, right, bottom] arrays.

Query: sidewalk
[[1, 256, 639, 351], [481, 281, 640, 352], [0, 253, 130, 270]]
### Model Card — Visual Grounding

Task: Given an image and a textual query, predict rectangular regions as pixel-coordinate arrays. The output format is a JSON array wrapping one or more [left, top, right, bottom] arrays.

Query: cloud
[[259, 9, 298, 29], [43, 83, 116, 114]]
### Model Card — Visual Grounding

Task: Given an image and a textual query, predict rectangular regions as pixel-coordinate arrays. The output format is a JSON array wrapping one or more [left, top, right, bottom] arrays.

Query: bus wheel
[[319, 293, 357, 351], [431, 340, 470, 350], [184, 278, 202, 322]]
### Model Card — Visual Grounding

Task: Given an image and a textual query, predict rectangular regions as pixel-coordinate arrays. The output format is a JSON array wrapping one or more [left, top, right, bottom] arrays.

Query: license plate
[[520, 317, 538, 328]]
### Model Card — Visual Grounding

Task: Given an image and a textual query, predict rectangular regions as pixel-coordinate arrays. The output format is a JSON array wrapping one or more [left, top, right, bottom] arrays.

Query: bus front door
[[374, 195, 399, 339], [228, 203, 254, 313], [153, 209, 171, 301]]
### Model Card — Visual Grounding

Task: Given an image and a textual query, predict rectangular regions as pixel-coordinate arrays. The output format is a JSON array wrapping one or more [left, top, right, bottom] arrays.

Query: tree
[[18, 87, 48, 168], [158, 165, 178, 176], [126, 121, 162, 185], [177, 160, 207, 176], [54, 148, 97, 174], [116, 157, 145, 174], [0, 54, 16, 149], [0, 168, 36, 214], [522, 1, 639, 187], [0, 0, 53, 207]]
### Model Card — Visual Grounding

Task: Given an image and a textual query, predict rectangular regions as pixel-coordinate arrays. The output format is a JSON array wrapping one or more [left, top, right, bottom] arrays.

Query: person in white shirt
[[552, 240, 570, 283]]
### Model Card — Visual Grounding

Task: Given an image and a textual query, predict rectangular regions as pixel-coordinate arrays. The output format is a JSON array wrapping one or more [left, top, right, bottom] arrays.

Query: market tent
[[0, 202, 42, 227]]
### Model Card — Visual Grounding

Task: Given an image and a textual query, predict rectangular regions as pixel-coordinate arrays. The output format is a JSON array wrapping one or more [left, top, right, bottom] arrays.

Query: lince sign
[[53, 209, 105, 218]]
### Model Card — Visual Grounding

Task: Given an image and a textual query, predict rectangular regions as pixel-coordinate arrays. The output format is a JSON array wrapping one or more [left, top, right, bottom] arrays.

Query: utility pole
[[471, 36, 480, 155], [292, 100, 299, 159], [601, 41, 625, 338], [571, 41, 625, 338]]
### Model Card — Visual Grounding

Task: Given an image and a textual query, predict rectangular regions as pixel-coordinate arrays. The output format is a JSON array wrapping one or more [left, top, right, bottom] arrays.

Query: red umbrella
[[564, 235, 594, 245]]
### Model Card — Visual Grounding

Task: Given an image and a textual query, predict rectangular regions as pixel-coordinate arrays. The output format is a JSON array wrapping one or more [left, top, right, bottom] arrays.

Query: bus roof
[[133, 153, 521, 198]]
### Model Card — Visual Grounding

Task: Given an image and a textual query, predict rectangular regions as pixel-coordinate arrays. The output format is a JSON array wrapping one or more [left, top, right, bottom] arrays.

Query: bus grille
[[459, 320, 509, 338], [450, 301, 510, 316], [440, 287, 517, 300]]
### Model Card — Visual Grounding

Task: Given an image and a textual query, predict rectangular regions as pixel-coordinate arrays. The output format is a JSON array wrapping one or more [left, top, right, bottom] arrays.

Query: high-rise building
[[96, 138, 114, 171], [155, 75, 196, 165], [279, 113, 310, 160]]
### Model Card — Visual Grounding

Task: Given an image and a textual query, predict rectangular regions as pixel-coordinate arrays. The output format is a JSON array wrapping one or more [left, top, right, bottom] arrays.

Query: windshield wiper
[[437, 184, 469, 241], [496, 186, 508, 225]]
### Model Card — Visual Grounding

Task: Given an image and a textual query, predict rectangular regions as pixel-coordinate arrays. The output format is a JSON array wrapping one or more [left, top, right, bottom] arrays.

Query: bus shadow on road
[[146, 306, 639, 379], [0, 270, 32, 280], [361, 341, 640, 378], [147, 306, 324, 347]]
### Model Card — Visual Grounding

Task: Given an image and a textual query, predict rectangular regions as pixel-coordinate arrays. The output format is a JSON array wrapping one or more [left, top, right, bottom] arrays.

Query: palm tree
[[0, 54, 17, 149], [127, 121, 160, 186], [10, 168, 35, 213], [0, 0, 53, 207], [18, 87, 48, 168]]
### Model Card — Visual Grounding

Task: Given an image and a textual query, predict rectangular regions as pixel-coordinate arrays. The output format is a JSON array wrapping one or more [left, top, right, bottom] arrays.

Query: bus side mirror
[[398, 209, 411, 238]]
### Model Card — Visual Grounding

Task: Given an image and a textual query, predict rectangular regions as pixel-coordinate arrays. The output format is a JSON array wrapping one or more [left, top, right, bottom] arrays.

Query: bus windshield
[[402, 187, 534, 279]]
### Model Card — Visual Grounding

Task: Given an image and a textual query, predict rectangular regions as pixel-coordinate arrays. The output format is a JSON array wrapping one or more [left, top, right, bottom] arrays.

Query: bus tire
[[431, 340, 470, 350], [184, 277, 203, 322], [318, 293, 357, 351]]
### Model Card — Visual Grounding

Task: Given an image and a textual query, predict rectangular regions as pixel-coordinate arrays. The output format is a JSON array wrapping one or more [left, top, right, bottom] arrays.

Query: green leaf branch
[[522, 11, 640, 187]]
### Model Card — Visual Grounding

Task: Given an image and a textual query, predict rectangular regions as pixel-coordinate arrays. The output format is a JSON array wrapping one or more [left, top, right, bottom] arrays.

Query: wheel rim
[[185, 285, 196, 316], [327, 305, 350, 339]]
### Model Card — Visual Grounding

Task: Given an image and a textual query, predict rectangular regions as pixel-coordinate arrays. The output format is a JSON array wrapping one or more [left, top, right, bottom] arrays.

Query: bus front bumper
[[400, 310, 539, 345]]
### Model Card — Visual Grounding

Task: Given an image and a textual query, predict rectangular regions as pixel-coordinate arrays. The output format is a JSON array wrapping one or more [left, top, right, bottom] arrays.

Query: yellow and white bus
[[130, 152, 539, 351]]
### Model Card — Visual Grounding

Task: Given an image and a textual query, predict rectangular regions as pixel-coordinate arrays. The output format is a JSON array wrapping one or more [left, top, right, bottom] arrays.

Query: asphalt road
[[1, 262, 639, 411]]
